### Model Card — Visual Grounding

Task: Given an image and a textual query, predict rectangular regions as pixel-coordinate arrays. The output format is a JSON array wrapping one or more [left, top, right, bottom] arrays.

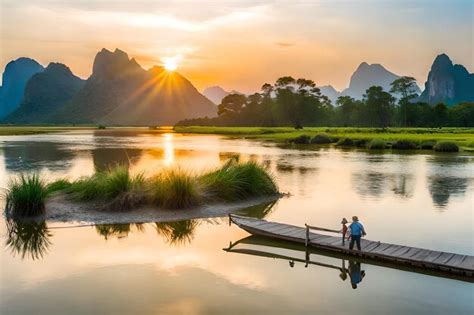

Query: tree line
[[178, 76, 474, 128]]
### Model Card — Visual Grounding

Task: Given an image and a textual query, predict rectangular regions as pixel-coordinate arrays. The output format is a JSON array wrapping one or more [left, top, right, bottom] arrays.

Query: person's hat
[[341, 218, 348, 224], [352, 216, 359, 221]]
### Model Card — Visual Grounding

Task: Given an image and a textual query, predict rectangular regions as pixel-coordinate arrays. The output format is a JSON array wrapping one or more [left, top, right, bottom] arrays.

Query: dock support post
[[305, 224, 309, 247]]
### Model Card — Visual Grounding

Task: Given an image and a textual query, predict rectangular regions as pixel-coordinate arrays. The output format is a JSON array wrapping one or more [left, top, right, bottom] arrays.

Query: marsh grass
[[4, 161, 278, 215], [434, 141, 459, 152], [5, 174, 48, 217], [151, 170, 201, 209], [200, 159, 278, 201]]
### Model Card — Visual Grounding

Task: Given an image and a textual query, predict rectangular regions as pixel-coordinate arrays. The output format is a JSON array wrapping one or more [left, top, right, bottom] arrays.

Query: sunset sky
[[1, 0, 472, 93]]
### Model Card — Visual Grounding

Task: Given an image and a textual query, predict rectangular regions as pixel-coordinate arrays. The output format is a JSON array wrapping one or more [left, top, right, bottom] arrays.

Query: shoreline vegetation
[[4, 159, 279, 219], [174, 126, 474, 152]]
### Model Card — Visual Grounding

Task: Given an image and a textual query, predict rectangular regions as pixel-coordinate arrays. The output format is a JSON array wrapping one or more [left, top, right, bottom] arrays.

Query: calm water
[[1, 130, 473, 315]]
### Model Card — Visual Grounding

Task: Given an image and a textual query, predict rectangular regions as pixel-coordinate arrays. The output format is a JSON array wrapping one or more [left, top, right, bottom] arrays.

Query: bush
[[97, 125, 106, 129], [336, 138, 354, 146], [434, 141, 459, 152], [420, 141, 436, 150], [354, 139, 368, 148], [5, 174, 48, 217], [200, 160, 278, 201], [368, 139, 386, 149], [392, 140, 418, 150], [289, 135, 311, 144], [311, 133, 332, 144]]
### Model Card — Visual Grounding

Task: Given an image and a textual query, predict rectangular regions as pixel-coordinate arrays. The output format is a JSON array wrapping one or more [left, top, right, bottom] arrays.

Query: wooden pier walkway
[[229, 214, 474, 278]]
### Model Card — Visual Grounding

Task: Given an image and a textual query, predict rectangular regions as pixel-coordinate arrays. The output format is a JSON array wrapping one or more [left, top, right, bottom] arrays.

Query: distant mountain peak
[[0, 57, 44, 118], [203, 86, 231, 105], [419, 53, 473, 105]]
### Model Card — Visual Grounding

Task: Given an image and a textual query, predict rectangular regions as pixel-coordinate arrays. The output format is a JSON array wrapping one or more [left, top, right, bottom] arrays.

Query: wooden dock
[[229, 214, 474, 278]]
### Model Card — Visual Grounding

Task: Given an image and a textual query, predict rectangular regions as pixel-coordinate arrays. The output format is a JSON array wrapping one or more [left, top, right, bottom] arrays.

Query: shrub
[[151, 170, 201, 209], [391, 140, 418, 150], [420, 141, 436, 150], [434, 141, 459, 152], [336, 138, 354, 146], [311, 133, 332, 144], [200, 160, 278, 201], [289, 135, 311, 144], [368, 139, 386, 149], [5, 174, 48, 217], [97, 125, 106, 129], [354, 139, 368, 148]]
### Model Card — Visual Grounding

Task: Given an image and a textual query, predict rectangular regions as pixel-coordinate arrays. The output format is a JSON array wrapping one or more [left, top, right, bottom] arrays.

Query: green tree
[[390, 76, 419, 126], [217, 93, 247, 116], [432, 103, 449, 127], [364, 86, 396, 127], [336, 96, 358, 126]]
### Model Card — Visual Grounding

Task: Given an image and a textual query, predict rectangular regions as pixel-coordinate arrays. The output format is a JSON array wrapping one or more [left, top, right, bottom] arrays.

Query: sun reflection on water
[[163, 133, 175, 166]]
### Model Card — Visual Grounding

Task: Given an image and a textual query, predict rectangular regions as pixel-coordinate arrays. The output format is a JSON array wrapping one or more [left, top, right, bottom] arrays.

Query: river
[[1, 130, 473, 314]]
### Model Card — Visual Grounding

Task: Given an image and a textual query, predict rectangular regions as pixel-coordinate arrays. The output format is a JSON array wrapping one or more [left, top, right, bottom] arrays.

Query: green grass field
[[174, 126, 474, 151]]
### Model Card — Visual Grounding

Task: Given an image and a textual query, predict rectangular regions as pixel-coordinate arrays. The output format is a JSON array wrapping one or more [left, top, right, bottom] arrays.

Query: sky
[[1, 0, 472, 93]]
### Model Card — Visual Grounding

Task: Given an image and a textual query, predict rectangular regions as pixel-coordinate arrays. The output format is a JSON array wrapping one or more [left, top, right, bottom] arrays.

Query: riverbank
[[174, 126, 474, 151]]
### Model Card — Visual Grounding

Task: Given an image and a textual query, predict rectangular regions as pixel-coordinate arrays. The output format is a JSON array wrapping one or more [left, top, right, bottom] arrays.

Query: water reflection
[[5, 219, 52, 260], [92, 148, 143, 172], [155, 220, 199, 245], [225, 236, 367, 290], [95, 223, 145, 240], [2, 142, 74, 171], [351, 171, 387, 199], [390, 174, 415, 199], [428, 176, 468, 209]]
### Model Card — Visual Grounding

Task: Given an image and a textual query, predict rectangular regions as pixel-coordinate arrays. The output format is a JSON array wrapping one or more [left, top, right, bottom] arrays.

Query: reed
[[5, 174, 48, 216]]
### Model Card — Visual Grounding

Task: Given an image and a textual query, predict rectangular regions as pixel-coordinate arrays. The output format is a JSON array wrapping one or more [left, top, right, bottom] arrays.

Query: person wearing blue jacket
[[349, 216, 366, 250]]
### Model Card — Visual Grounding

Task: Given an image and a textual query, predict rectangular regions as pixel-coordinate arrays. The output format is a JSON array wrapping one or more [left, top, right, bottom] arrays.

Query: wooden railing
[[305, 224, 340, 247]]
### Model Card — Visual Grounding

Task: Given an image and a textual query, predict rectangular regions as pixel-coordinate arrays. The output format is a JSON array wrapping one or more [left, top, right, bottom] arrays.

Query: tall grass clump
[[151, 170, 201, 209], [5, 174, 48, 217], [200, 160, 278, 201], [434, 141, 459, 152], [368, 139, 386, 150], [68, 166, 146, 211], [391, 140, 418, 150], [311, 133, 332, 144]]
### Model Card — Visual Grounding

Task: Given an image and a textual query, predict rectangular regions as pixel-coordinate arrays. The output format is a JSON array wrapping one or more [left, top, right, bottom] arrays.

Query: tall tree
[[364, 86, 396, 127], [390, 76, 419, 126], [217, 93, 247, 116], [336, 96, 357, 126]]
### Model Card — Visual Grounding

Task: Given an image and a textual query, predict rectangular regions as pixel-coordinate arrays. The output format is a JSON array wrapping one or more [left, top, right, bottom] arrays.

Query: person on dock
[[340, 218, 349, 246], [349, 216, 366, 250]]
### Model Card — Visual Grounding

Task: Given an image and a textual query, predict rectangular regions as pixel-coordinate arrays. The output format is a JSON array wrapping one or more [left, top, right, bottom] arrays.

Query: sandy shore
[[15, 194, 282, 224]]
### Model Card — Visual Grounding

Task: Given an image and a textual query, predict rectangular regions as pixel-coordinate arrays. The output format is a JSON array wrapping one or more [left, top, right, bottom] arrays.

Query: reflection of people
[[340, 218, 349, 246], [349, 216, 366, 250], [348, 260, 366, 289]]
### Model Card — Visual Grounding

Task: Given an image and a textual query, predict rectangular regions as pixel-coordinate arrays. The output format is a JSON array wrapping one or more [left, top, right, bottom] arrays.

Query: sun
[[163, 57, 178, 71]]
